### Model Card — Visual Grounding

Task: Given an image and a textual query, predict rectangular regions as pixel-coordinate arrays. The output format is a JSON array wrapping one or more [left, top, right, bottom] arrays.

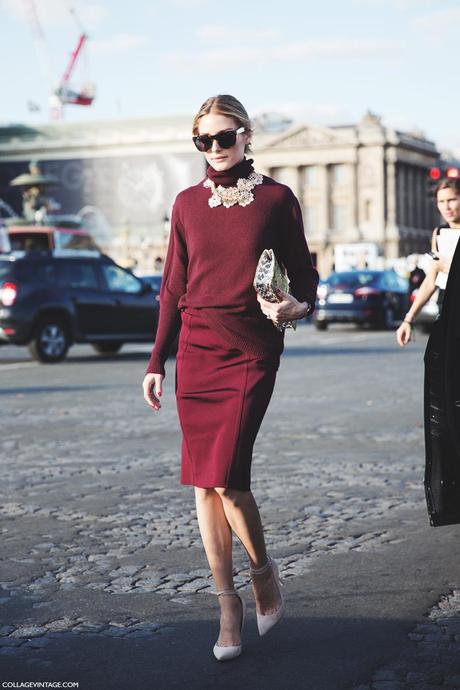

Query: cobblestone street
[[1, 324, 460, 690]]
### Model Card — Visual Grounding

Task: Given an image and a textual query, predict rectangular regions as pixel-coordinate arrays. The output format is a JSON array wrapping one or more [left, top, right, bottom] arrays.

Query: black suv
[[0, 252, 159, 362]]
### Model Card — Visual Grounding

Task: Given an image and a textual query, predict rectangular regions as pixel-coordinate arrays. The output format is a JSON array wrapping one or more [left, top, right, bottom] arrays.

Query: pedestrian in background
[[395, 177, 460, 526], [142, 94, 318, 660], [396, 178, 460, 346]]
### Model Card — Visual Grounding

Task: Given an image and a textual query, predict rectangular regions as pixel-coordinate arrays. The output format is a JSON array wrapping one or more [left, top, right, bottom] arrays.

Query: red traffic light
[[429, 167, 442, 180], [446, 167, 459, 179]]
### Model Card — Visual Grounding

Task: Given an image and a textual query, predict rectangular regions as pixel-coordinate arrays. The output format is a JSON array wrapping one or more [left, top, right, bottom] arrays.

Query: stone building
[[0, 117, 203, 270], [254, 112, 440, 275], [0, 112, 440, 275]]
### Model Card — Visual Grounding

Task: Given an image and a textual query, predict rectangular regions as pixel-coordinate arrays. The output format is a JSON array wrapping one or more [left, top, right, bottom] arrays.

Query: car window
[[16, 261, 57, 284], [328, 272, 379, 288], [102, 264, 142, 293], [9, 233, 51, 252], [384, 272, 402, 290], [57, 231, 99, 251], [37, 262, 58, 284], [58, 262, 99, 289]]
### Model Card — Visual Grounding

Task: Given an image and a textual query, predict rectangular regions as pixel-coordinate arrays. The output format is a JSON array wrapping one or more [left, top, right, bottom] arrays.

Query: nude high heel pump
[[250, 556, 285, 636], [213, 590, 246, 661]]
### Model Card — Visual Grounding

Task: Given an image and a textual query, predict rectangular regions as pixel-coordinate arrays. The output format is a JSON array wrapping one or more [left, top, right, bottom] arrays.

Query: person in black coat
[[424, 228, 460, 525], [408, 178, 460, 525]]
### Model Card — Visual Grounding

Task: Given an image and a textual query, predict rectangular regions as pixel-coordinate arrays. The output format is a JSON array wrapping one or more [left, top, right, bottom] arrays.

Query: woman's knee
[[215, 487, 245, 508], [194, 487, 217, 502]]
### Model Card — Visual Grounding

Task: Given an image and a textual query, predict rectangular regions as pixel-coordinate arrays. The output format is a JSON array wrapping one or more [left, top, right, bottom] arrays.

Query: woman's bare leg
[[214, 487, 282, 615], [194, 487, 243, 647]]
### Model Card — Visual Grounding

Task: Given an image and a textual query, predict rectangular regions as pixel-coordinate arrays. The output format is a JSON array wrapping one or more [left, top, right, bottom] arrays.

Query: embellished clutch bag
[[253, 249, 297, 332]]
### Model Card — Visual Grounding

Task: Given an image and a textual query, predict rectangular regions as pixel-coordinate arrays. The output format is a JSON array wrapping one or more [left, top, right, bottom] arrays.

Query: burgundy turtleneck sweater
[[146, 157, 319, 376]]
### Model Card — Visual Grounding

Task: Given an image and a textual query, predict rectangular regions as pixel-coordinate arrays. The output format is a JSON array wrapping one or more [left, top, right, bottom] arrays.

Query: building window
[[331, 203, 347, 232], [302, 166, 317, 187], [303, 205, 318, 233], [331, 164, 347, 185]]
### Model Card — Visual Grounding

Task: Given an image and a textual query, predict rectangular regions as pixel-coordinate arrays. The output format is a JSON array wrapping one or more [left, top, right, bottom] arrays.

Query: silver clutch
[[253, 248, 296, 331]]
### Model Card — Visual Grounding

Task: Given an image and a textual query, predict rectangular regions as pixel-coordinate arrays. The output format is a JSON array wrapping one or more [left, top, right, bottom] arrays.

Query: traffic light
[[427, 165, 460, 196], [428, 167, 442, 197]]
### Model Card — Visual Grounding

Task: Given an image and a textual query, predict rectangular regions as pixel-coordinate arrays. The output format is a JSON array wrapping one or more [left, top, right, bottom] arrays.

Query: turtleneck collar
[[206, 157, 254, 187]]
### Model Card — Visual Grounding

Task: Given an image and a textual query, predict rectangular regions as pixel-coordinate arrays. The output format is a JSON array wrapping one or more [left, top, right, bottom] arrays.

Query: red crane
[[54, 31, 95, 107], [23, 1, 96, 118]]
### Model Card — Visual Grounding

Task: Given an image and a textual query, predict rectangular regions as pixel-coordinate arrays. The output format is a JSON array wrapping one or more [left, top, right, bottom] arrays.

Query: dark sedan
[[315, 270, 408, 330], [0, 252, 159, 362]]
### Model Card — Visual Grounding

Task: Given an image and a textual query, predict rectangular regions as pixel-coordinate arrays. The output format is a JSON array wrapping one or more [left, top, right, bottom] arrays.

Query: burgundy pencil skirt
[[175, 308, 279, 491]]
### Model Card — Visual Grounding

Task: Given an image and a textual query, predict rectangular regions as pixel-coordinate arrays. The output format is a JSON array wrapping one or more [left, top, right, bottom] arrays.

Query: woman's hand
[[396, 321, 412, 347], [257, 288, 307, 325], [142, 373, 164, 411]]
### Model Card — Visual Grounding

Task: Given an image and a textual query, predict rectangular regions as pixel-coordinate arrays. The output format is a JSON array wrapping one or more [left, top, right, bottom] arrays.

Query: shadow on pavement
[[283, 346, 402, 358], [66, 353, 150, 364], [0, 614, 416, 690], [0, 384, 129, 395]]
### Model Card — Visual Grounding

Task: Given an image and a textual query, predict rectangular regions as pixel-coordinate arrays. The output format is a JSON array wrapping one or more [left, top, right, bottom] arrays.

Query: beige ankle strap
[[213, 589, 239, 597], [250, 556, 271, 576]]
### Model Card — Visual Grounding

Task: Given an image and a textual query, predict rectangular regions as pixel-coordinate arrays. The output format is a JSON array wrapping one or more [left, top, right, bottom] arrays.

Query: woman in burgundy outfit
[[142, 95, 318, 660]]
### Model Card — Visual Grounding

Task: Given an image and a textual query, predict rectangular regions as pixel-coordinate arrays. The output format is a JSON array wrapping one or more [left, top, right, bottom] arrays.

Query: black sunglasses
[[193, 126, 245, 152]]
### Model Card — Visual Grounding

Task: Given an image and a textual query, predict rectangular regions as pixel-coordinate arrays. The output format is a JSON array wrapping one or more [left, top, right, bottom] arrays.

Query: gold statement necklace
[[203, 171, 263, 208]]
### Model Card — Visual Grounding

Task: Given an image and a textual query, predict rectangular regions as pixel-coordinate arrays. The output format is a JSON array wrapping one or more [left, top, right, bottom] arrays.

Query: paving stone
[[0, 626, 14, 635], [11, 625, 48, 638], [0, 637, 25, 647], [1, 329, 459, 688]]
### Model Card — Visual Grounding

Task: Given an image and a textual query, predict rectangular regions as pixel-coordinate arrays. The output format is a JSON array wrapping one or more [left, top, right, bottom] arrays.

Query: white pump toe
[[212, 590, 246, 661]]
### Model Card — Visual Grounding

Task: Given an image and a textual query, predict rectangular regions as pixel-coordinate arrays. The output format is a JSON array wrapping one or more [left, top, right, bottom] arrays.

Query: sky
[[1, 0, 459, 155]]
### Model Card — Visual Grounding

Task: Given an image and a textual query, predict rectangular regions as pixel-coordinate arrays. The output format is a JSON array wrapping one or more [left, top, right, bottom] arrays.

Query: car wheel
[[315, 321, 328, 331], [29, 319, 70, 363], [92, 342, 123, 355]]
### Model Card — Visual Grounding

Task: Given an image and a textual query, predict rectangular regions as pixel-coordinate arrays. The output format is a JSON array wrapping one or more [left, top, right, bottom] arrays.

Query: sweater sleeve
[[278, 189, 319, 312], [146, 199, 188, 376]]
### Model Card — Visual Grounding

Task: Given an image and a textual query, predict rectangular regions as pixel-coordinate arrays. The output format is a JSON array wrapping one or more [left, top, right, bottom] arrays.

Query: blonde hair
[[192, 95, 253, 152]]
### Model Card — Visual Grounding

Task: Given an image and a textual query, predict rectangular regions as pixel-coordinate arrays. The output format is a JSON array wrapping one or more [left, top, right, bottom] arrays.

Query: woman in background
[[396, 178, 460, 345], [396, 177, 460, 526]]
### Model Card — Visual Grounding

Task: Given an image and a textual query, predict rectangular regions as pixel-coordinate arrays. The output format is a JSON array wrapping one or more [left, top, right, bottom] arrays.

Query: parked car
[[0, 252, 159, 362], [315, 270, 409, 330]]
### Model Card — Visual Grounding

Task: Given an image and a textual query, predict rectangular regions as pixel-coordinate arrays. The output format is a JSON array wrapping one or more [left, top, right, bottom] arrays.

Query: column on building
[[302, 164, 330, 275], [384, 147, 399, 259]]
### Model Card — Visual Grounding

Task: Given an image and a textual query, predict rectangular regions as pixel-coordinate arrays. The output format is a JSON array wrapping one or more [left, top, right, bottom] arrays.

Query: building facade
[[253, 112, 440, 275], [0, 112, 440, 275]]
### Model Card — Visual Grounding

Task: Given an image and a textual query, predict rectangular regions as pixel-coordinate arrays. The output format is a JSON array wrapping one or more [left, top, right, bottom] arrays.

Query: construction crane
[[24, 0, 96, 119], [53, 31, 95, 108]]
